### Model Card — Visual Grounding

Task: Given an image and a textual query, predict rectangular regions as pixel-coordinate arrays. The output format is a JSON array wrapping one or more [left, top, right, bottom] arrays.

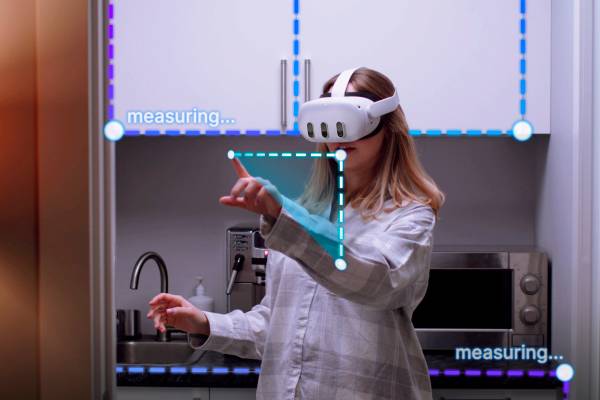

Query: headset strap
[[368, 90, 399, 118], [330, 67, 361, 97]]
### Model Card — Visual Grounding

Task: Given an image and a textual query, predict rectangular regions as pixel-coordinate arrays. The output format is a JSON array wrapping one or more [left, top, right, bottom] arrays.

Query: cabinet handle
[[304, 58, 311, 102], [280, 59, 288, 129]]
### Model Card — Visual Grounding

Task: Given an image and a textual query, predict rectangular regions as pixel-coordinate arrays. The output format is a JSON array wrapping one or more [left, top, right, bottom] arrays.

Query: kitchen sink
[[117, 335, 205, 365]]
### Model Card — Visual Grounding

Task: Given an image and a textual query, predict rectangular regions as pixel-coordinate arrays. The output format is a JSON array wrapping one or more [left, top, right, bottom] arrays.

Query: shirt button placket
[[289, 280, 318, 399]]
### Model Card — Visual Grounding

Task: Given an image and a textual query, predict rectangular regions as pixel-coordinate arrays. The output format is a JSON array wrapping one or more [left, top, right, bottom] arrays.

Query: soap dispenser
[[188, 276, 214, 312]]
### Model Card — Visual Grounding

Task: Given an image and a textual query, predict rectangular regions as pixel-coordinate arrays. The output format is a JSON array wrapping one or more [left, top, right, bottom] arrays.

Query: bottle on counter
[[188, 276, 214, 312]]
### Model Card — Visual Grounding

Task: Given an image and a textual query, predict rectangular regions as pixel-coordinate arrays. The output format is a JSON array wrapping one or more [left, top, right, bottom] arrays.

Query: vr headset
[[298, 67, 400, 143]]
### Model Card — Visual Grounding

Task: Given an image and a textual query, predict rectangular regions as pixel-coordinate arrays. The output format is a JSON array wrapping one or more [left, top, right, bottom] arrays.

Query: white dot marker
[[227, 150, 235, 159], [512, 120, 533, 142], [334, 258, 347, 271], [555, 363, 574, 382], [335, 149, 347, 161], [103, 120, 125, 141]]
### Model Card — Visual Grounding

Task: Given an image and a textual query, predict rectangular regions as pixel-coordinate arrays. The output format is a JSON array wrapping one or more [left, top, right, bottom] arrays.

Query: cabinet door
[[116, 387, 209, 400], [113, 0, 292, 134], [209, 387, 257, 400], [301, 0, 550, 134], [433, 388, 561, 400]]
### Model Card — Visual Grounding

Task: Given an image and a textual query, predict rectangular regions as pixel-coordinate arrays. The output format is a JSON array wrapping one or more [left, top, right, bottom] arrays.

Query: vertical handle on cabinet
[[280, 59, 288, 129], [304, 58, 311, 102]]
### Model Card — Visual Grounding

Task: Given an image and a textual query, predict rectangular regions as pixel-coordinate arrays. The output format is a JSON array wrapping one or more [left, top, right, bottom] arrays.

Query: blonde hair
[[297, 67, 445, 221]]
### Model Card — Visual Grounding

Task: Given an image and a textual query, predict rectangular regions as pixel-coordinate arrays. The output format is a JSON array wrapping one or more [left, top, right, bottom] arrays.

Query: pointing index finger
[[232, 157, 251, 178]]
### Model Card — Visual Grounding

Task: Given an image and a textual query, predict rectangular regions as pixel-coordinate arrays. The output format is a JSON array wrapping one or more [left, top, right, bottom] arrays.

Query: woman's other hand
[[147, 293, 210, 335], [219, 157, 282, 219]]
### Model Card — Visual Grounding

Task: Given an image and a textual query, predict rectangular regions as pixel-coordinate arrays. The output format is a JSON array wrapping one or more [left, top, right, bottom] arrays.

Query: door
[[112, 0, 294, 135], [301, 0, 550, 134]]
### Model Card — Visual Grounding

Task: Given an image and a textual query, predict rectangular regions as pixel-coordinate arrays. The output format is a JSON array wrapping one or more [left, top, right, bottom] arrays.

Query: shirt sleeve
[[259, 202, 435, 310], [187, 255, 273, 360]]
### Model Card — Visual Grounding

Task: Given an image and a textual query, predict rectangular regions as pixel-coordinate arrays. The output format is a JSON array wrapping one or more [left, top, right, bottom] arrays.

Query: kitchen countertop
[[116, 350, 565, 390]]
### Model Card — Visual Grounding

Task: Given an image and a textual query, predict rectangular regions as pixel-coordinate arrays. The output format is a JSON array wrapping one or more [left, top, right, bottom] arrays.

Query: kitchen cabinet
[[113, 0, 294, 134], [116, 387, 209, 400], [301, 0, 551, 134], [433, 388, 561, 400], [209, 388, 256, 400]]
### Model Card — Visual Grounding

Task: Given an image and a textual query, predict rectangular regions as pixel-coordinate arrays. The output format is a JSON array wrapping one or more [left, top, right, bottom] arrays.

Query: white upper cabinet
[[112, 0, 293, 134], [300, 0, 551, 134]]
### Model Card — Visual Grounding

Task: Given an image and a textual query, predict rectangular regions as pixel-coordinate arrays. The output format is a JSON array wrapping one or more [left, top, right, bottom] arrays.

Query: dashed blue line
[[212, 367, 229, 375], [409, 129, 511, 136]]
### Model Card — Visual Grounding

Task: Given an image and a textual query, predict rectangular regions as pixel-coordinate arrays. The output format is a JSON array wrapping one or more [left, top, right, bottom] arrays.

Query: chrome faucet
[[130, 251, 170, 342]]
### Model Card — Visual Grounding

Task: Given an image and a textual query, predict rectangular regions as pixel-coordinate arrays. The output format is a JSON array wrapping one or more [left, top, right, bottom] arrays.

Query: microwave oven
[[412, 250, 550, 351]]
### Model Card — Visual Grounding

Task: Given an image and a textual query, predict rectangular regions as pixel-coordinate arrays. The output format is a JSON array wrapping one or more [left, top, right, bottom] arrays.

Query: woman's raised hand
[[147, 293, 210, 335], [219, 158, 282, 219]]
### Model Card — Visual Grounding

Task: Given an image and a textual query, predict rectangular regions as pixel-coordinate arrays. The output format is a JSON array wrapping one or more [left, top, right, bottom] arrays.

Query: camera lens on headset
[[336, 122, 345, 137], [307, 123, 314, 138], [320, 122, 328, 138]]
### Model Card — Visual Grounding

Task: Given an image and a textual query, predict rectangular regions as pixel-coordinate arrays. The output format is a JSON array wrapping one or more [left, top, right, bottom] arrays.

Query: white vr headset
[[298, 67, 400, 143]]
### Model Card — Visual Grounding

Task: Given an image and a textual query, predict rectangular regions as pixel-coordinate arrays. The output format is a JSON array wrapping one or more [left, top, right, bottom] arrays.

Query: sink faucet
[[130, 251, 170, 342]]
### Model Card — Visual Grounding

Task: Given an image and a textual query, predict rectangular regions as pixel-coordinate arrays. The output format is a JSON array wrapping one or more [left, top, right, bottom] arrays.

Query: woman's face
[[324, 84, 385, 172]]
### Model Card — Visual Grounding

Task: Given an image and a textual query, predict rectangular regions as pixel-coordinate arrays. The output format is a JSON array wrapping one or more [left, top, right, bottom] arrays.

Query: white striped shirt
[[189, 199, 436, 399]]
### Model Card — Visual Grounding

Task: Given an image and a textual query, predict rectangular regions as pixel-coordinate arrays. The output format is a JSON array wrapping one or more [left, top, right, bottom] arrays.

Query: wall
[[0, 1, 39, 399], [537, 0, 595, 397], [592, 0, 600, 396], [115, 136, 547, 334]]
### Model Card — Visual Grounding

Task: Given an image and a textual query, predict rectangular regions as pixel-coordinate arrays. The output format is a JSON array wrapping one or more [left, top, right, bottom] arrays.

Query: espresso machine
[[226, 227, 269, 312]]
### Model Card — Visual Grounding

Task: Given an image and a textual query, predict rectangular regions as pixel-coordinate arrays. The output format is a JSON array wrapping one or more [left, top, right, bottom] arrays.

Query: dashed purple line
[[443, 369, 460, 376], [106, 0, 115, 124], [527, 370, 545, 378]]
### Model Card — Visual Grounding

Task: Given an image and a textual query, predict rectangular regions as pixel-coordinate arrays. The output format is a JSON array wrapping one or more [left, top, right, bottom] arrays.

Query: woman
[[147, 67, 445, 399]]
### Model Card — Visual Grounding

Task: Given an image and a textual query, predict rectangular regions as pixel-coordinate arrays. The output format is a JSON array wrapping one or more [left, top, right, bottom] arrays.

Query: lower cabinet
[[117, 387, 561, 399], [116, 387, 256, 400], [116, 387, 210, 400], [432, 389, 562, 400], [208, 388, 257, 400]]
